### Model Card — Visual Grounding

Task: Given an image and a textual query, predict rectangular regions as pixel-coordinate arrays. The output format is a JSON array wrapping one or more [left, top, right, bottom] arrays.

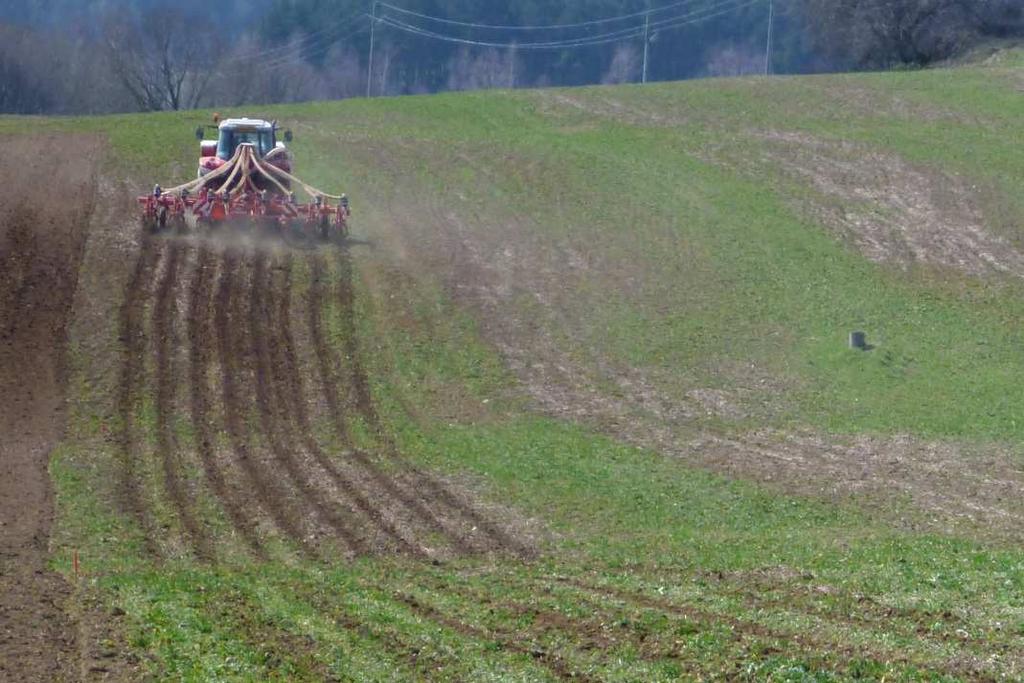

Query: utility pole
[[764, 0, 774, 76], [641, 8, 650, 84], [367, 1, 378, 98], [508, 42, 517, 88]]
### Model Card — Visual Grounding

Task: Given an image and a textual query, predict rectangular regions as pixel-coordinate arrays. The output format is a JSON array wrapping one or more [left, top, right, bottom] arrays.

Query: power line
[[377, 0, 704, 31], [375, 0, 762, 51], [221, 10, 369, 68], [213, 20, 370, 79], [258, 22, 371, 72]]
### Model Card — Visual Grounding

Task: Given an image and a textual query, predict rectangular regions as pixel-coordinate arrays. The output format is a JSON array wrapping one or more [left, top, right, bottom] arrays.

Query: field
[[5, 53, 1024, 681]]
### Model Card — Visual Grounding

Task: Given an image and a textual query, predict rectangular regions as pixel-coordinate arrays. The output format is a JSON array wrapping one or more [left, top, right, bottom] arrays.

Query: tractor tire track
[[334, 246, 531, 557], [187, 246, 265, 558], [270, 256, 417, 558], [310, 255, 463, 556], [116, 237, 161, 557], [251, 253, 364, 556], [214, 250, 316, 558], [152, 242, 212, 561]]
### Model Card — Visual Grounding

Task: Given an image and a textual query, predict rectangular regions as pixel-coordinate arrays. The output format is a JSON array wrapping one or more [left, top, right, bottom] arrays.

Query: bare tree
[[214, 34, 317, 105], [798, 0, 983, 68], [602, 44, 641, 84], [210, 34, 265, 106], [447, 47, 519, 91], [372, 40, 402, 96], [321, 43, 364, 100], [0, 24, 55, 113], [705, 45, 764, 77], [103, 7, 220, 111], [0, 21, 136, 115]]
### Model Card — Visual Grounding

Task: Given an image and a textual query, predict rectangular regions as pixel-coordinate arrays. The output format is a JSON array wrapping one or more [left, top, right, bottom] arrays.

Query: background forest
[[2, 0, 1022, 114]]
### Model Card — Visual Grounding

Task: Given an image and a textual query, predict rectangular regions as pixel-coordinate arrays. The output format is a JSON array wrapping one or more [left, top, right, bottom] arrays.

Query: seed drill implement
[[138, 117, 350, 241]]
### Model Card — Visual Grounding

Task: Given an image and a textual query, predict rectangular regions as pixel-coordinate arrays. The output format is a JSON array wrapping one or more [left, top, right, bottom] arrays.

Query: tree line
[[1, 0, 1021, 115]]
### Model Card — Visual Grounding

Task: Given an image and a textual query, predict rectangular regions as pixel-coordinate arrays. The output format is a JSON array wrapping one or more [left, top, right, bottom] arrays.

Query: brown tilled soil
[[0, 135, 100, 681]]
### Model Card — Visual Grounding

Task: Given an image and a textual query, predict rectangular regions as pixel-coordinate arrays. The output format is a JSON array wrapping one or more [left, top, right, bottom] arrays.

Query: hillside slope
[[5, 57, 1024, 680]]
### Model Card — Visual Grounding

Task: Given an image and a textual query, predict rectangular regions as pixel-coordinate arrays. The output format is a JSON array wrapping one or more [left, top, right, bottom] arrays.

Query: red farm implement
[[138, 117, 350, 242]]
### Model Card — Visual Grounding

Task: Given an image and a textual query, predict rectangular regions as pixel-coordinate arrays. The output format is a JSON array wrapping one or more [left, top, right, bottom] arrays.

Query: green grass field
[[9, 54, 1024, 680]]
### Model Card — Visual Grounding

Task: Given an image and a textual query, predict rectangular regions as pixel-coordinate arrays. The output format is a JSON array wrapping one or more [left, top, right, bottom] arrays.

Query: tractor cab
[[217, 125, 275, 159], [196, 117, 293, 179]]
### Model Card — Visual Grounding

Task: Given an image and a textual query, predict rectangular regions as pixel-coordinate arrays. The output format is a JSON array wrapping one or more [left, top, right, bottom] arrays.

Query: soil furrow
[[563, 577, 972, 679], [115, 237, 162, 557], [333, 247, 530, 557], [333, 246, 376, 426], [395, 592, 596, 683], [419, 577, 625, 655], [290, 256, 426, 557], [187, 246, 265, 558], [682, 569, 1019, 671], [252, 252, 364, 556], [153, 242, 212, 561], [310, 255, 463, 556], [204, 586, 336, 681], [285, 580, 480, 678], [214, 250, 315, 558], [269, 256, 392, 556]]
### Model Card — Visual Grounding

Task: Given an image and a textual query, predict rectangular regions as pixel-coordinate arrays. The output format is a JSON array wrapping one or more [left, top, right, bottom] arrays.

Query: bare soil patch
[[0, 134, 101, 681], [758, 130, 1024, 277], [691, 430, 1024, 539]]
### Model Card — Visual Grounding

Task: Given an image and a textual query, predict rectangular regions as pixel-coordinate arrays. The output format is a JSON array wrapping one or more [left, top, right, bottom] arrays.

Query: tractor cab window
[[217, 129, 276, 159]]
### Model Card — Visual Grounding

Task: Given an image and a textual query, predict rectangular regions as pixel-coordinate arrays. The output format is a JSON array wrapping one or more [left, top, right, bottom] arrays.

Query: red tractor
[[139, 116, 350, 241]]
